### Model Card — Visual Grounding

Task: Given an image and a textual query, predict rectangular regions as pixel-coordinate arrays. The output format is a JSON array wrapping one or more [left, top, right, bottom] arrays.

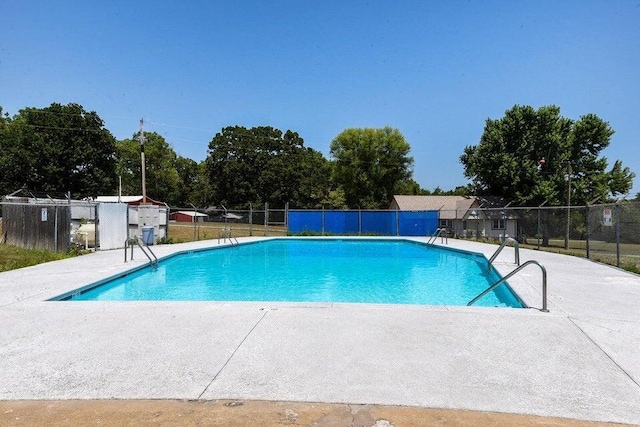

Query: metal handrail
[[124, 237, 158, 266], [468, 260, 548, 312], [427, 228, 448, 244], [486, 237, 520, 270], [217, 226, 238, 245], [427, 229, 437, 244], [138, 238, 158, 266]]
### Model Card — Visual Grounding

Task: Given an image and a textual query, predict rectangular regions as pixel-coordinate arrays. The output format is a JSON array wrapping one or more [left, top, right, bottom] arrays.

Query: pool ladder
[[427, 228, 449, 244], [468, 238, 548, 312], [124, 236, 158, 267], [218, 227, 239, 245]]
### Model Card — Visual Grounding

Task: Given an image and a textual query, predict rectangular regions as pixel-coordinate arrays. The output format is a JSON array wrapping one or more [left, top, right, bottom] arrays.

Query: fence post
[[585, 205, 591, 259], [54, 205, 58, 252], [395, 209, 399, 236], [285, 202, 289, 235], [615, 203, 621, 267], [190, 204, 197, 241], [94, 203, 99, 251], [264, 202, 269, 236], [536, 208, 541, 250], [163, 205, 169, 241], [321, 206, 325, 236], [358, 209, 362, 236], [126, 203, 130, 245], [66, 193, 71, 252], [249, 203, 253, 236]]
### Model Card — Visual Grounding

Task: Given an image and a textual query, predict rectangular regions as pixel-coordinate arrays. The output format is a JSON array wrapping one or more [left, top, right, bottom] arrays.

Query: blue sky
[[2, 1, 639, 196]]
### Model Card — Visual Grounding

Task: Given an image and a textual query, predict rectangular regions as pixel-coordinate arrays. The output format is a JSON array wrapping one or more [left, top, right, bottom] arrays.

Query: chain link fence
[[586, 202, 640, 270], [441, 202, 640, 271], [2, 198, 639, 271], [0, 199, 289, 252], [166, 204, 288, 242]]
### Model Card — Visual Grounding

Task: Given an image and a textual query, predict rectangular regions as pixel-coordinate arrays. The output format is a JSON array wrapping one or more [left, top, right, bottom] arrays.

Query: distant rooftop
[[390, 195, 477, 219]]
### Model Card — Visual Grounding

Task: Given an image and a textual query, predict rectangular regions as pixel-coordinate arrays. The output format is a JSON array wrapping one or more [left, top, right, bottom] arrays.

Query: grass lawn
[[0, 218, 73, 272], [167, 222, 287, 242], [0, 243, 72, 273], [510, 237, 640, 274]]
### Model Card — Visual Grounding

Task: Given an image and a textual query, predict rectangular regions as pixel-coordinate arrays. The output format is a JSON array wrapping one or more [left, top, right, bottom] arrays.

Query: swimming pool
[[59, 239, 523, 307]]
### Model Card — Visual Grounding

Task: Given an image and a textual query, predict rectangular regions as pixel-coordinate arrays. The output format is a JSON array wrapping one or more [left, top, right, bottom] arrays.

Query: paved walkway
[[1, 237, 639, 425]]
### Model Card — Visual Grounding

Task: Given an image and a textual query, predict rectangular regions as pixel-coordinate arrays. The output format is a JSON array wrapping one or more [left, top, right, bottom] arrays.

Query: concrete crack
[[197, 309, 269, 399], [568, 316, 640, 390]]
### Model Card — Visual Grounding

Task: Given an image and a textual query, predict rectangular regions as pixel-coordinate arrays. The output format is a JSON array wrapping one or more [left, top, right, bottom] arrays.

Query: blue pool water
[[65, 239, 523, 307]]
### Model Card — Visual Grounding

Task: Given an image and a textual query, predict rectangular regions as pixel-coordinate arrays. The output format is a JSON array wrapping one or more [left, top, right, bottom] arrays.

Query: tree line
[[0, 103, 440, 209], [0, 102, 634, 210]]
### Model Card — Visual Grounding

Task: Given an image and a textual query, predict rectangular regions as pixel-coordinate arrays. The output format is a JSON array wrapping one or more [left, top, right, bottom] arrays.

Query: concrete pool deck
[[0, 237, 639, 425]]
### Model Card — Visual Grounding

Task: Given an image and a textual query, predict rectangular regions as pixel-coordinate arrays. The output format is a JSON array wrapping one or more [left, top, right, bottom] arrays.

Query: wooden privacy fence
[[2, 204, 71, 252]]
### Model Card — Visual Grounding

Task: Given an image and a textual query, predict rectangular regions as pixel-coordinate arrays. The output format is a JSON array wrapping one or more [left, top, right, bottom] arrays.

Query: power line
[[12, 124, 110, 133], [147, 120, 217, 134], [5, 108, 133, 122], [3, 109, 210, 133], [166, 137, 211, 145], [3, 123, 212, 144]]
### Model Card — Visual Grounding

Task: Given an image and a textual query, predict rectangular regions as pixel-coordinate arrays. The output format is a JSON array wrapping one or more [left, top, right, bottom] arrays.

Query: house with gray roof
[[389, 195, 518, 239]]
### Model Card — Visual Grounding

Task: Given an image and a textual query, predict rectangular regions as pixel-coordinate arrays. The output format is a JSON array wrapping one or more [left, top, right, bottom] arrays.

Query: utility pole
[[139, 118, 147, 204]]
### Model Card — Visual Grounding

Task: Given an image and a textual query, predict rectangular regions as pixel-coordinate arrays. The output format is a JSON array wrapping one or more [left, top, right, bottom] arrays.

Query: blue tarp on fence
[[288, 210, 438, 236], [288, 211, 323, 234], [361, 211, 395, 235], [398, 211, 439, 236], [324, 211, 359, 234]]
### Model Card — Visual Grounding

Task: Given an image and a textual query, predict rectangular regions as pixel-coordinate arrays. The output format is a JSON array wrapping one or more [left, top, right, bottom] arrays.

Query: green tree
[[330, 127, 414, 209], [206, 126, 331, 208], [395, 178, 424, 195], [297, 148, 334, 208], [116, 132, 181, 204], [174, 157, 210, 207], [460, 104, 635, 245], [460, 105, 634, 206], [0, 103, 117, 198], [320, 188, 348, 209], [423, 185, 470, 196]]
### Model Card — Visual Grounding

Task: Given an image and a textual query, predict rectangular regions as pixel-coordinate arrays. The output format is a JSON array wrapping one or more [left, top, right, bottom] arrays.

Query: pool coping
[[47, 237, 526, 309], [1, 237, 640, 424]]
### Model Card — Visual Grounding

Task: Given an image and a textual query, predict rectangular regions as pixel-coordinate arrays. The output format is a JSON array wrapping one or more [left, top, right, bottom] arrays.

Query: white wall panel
[[98, 203, 128, 250]]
